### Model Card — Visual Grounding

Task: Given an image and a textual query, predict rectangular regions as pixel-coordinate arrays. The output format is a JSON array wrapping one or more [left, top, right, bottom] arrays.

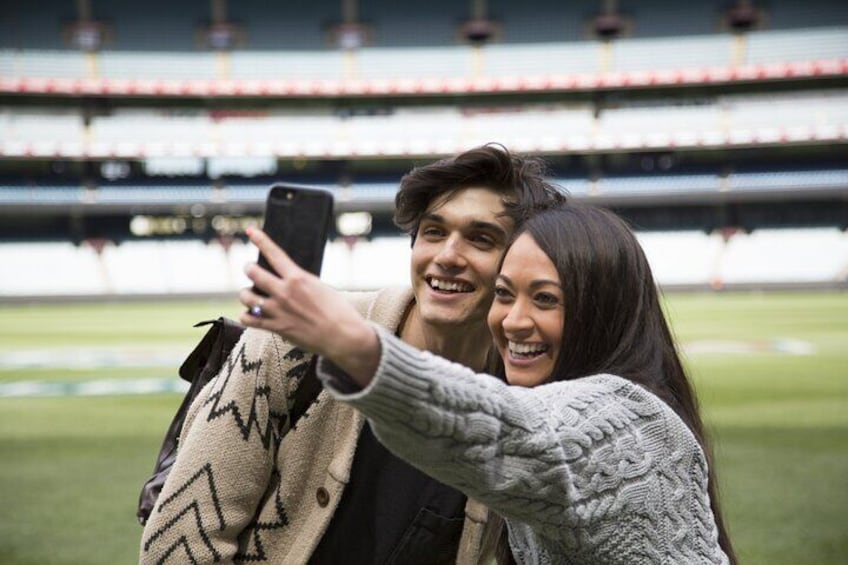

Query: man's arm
[[139, 328, 299, 564]]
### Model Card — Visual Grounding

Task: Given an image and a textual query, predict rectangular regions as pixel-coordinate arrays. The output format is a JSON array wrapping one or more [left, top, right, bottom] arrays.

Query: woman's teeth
[[429, 278, 472, 292], [508, 341, 548, 358]]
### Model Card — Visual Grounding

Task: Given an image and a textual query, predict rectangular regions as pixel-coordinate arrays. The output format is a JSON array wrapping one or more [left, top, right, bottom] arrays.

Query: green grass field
[[1, 292, 846, 564]]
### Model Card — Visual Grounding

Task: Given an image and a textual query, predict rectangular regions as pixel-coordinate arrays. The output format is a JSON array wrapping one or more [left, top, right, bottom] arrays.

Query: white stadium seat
[[2, 229, 845, 297]]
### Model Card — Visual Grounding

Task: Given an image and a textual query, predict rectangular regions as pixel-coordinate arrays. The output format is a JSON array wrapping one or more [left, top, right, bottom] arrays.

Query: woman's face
[[487, 232, 564, 387]]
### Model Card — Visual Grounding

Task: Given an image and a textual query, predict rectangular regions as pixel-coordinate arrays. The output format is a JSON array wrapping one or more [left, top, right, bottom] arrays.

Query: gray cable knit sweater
[[318, 325, 730, 565]]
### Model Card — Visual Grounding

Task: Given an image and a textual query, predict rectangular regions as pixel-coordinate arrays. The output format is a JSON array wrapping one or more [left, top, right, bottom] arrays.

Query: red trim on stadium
[[0, 59, 845, 98]]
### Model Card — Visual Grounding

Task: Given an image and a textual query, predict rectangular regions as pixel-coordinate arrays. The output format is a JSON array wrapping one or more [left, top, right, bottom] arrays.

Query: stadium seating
[[1, 228, 846, 297], [0, 2, 845, 300], [2, 89, 845, 158], [637, 231, 725, 286], [2, 168, 846, 209], [99, 240, 233, 294], [0, 242, 107, 295], [1, 26, 845, 94], [728, 169, 848, 192], [718, 228, 848, 284], [745, 27, 848, 64], [3, 0, 846, 51]]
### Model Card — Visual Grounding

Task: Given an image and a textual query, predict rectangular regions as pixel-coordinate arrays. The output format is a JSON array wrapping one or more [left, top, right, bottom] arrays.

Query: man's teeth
[[429, 278, 472, 292], [509, 341, 548, 356]]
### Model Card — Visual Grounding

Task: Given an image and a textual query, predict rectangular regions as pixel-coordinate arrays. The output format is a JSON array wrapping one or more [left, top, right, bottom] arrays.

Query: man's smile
[[426, 276, 475, 293]]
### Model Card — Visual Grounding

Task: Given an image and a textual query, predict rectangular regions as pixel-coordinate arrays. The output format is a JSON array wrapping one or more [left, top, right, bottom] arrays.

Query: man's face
[[410, 186, 512, 332]]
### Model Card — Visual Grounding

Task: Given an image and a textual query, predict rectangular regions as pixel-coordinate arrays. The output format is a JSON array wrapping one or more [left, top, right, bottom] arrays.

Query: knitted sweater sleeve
[[318, 326, 727, 563], [140, 328, 306, 564]]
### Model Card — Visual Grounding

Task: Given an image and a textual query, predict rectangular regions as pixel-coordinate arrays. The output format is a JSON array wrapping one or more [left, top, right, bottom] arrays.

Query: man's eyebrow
[[421, 212, 444, 224], [422, 213, 507, 237], [469, 220, 508, 238]]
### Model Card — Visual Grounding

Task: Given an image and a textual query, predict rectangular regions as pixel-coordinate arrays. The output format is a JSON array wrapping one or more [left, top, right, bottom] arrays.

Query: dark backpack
[[136, 317, 321, 525]]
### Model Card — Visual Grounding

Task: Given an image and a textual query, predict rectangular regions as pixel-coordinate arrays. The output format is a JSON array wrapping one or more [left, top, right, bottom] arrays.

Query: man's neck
[[398, 303, 491, 372]]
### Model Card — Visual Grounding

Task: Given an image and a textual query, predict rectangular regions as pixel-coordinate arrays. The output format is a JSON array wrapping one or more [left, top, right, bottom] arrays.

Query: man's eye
[[470, 234, 495, 246], [421, 227, 444, 237]]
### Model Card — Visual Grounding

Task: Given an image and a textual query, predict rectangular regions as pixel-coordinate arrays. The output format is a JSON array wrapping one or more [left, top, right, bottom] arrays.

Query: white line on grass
[[0, 378, 190, 398]]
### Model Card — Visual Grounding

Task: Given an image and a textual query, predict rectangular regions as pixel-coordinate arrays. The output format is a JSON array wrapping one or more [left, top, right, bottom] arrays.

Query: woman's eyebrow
[[497, 274, 561, 290], [529, 280, 562, 290]]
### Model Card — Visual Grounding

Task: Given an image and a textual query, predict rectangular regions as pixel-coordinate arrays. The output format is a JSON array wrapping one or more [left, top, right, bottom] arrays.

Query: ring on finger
[[249, 299, 265, 318]]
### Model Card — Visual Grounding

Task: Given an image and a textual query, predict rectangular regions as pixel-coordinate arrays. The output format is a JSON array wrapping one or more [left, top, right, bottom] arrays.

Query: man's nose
[[434, 234, 467, 269]]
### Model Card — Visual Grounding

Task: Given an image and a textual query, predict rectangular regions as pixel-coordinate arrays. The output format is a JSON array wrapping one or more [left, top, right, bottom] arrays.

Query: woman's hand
[[239, 227, 380, 387]]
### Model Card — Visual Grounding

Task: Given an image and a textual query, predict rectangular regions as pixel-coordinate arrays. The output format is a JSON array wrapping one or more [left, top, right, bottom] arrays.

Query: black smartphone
[[254, 184, 334, 296]]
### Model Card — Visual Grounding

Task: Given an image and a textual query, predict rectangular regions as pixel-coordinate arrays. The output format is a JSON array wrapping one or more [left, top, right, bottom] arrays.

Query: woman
[[240, 203, 736, 564]]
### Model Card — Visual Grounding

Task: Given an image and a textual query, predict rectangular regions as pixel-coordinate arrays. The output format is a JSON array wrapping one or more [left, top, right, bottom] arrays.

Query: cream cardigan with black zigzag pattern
[[140, 287, 488, 564]]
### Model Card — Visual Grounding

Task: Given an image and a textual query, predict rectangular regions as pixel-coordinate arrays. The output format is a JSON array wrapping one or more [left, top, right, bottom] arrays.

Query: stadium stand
[[99, 240, 232, 294], [3, 169, 846, 212], [2, 90, 845, 159], [0, 241, 107, 295], [2, 228, 845, 297], [718, 228, 848, 285], [3, 0, 846, 51], [636, 231, 725, 287], [0, 0, 846, 297]]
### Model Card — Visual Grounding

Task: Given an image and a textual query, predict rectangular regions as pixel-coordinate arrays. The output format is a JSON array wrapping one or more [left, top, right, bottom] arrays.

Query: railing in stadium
[[2, 169, 846, 208]]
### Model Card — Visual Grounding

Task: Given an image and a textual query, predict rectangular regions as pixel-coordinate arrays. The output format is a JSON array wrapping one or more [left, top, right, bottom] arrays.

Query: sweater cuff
[[316, 321, 390, 399], [317, 322, 438, 421]]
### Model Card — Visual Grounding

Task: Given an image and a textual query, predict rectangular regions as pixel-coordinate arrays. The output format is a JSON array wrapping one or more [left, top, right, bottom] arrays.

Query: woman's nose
[[502, 301, 534, 334]]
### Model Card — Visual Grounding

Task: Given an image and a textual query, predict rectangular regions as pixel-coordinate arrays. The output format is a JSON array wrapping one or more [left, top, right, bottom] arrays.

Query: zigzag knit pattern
[[235, 468, 290, 562], [140, 333, 316, 564], [140, 289, 417, 565], [320, 326, 730, 565]]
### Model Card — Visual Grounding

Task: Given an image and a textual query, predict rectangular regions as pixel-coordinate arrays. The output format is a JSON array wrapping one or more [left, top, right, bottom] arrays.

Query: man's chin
[[418, 303, 482, 330]]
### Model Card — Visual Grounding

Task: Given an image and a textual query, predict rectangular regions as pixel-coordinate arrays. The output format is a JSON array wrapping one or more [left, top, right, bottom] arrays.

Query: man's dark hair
[[393, 144, 565, 239]]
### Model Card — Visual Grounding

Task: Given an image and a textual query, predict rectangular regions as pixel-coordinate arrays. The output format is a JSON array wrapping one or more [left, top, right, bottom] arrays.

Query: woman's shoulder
[[517, 375, 717, 562], [544, 373, 701, 455], [551, 373, 677, 414]]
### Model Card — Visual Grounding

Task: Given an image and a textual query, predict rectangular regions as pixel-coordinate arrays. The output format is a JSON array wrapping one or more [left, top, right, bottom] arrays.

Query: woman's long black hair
[[484, 203, 736, 564]]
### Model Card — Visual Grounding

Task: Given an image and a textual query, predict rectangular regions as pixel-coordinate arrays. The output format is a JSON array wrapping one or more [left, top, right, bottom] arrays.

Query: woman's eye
[[494, 286, 513, 300], [535, 292, 560, 306]]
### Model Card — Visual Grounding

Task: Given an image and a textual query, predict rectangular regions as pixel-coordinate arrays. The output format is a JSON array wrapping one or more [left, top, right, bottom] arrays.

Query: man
[[140, 144, 564, 564]]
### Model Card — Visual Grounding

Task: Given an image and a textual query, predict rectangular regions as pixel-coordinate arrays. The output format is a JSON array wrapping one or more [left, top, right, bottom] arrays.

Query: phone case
[[256, 184, 334, 289]]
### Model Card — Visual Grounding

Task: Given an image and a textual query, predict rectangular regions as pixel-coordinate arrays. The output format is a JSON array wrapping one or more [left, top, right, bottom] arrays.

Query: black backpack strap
[[137, 317, 244, 525], [138, 319, 324, 526], [288, 355, 323, 430], [179, 317, 245, 383]]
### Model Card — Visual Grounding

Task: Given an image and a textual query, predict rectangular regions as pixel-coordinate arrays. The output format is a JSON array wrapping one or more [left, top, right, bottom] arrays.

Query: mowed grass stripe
[[0, 298, 243, 348]]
